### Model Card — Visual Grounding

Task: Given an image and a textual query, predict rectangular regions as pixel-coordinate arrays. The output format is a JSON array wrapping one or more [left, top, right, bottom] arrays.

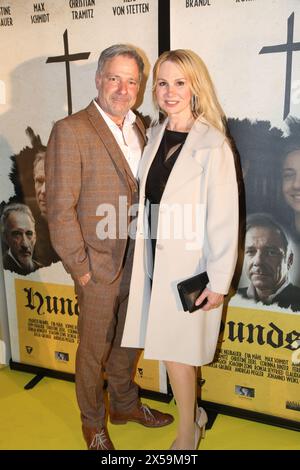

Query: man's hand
[[195, 287, 224, 311], [78, 271, 91, 287]]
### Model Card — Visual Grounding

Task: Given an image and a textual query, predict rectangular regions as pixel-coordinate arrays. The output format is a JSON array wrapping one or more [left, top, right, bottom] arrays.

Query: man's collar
[[93, 99, 136, 129]]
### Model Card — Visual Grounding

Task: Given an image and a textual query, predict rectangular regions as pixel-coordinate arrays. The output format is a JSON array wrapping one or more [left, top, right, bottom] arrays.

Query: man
[[33, 149, 59, 266], [45, 44, 173, 451], [1, 202, 42, 274], [238, 213, 300, 311]]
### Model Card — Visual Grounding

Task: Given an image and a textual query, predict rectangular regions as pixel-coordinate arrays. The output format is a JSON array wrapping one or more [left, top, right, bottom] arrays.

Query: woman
[[122, 50, 239, 450]]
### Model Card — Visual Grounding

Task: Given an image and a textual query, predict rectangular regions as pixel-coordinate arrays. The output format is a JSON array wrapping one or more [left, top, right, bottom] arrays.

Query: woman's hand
[[195, 288, 224, 311]]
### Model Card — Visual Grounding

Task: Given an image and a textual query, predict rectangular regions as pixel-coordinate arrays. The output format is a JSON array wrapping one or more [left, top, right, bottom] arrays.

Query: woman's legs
[[164, 361, 197, 449]]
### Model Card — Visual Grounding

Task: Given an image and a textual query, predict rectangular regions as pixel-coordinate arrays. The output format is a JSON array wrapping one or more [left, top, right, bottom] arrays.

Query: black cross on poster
[[259, 12, 300, 120], [46, 30, 90, 115]]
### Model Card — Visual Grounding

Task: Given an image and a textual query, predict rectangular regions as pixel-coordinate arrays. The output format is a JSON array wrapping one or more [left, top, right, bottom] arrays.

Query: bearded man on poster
[[45, 44, 173, 450]]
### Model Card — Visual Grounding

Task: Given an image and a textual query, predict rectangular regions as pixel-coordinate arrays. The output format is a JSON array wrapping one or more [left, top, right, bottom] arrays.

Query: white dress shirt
[[93, 99, 142, 178]]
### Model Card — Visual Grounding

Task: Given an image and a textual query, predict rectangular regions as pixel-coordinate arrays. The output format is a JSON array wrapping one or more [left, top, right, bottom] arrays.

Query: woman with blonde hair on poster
[[122, 49, 239, 450]]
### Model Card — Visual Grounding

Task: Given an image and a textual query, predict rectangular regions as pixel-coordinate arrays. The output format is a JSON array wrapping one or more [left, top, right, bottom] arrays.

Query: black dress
[[145, 129, 188, 258]]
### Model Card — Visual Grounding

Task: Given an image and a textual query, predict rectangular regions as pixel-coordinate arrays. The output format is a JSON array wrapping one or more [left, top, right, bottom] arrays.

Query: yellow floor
[[0, 366, 299, 450]]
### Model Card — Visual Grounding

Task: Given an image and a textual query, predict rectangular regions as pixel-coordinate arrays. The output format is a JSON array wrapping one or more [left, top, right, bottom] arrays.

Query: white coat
[[122, 118, 239, 366]]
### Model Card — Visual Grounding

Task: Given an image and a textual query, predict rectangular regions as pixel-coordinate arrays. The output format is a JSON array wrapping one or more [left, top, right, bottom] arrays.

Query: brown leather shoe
[[82, 425, 115, 450], [110, 402, 174, 428]]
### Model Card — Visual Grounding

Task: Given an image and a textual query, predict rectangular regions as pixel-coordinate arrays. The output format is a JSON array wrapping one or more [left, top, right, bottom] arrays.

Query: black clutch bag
[[177, 271, 209, 313]]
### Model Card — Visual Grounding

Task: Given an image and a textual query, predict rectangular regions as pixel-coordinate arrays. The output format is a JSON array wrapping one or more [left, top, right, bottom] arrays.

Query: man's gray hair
[[96, 44, 144, 81], [1, 203, 35, 235]]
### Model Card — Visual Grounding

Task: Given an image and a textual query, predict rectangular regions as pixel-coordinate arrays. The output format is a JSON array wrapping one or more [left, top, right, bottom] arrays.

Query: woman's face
[[282, 150, 300, 214], [155, 60, 192, 119]]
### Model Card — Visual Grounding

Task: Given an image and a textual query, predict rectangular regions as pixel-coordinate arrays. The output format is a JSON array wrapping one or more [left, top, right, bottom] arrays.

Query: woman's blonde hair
[[152, 49, 226, 134]]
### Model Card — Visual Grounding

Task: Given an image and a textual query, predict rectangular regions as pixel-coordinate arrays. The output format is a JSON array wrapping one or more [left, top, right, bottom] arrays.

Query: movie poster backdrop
[[0, 0, 167, 393]]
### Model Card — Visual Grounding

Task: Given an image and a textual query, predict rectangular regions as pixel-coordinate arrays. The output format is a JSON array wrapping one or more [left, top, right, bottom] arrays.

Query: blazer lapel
[[86, 102, 139, 191], [134, 114, 147, 146], [139, 120, 168, 193], [161, 120, 212, 201], [124, 114, 147, 191], [139, 119, 210, 200]]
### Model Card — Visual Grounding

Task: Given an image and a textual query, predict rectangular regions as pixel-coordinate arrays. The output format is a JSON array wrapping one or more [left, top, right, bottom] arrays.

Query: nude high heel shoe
[[170, 408, 208, 450], [170, 430, 200, 451], [169, 440, 177, 450], [196, 406, 208, 440], [194, 422, 201, 449]]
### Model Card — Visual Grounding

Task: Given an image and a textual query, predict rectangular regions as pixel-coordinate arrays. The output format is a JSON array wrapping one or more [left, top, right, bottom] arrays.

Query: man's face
[[34, 155, 46, 218], [244, 225, 290, 294], [95, 55, 140, 123], [5, 211, 36, 270]]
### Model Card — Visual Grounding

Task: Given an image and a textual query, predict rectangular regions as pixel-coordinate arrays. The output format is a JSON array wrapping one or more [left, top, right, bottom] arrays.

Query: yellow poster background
[[202, 305, 300, 422], [134, 353, 161, 394], [16, 279, 78, 373], [15, 279, 163, 392]]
